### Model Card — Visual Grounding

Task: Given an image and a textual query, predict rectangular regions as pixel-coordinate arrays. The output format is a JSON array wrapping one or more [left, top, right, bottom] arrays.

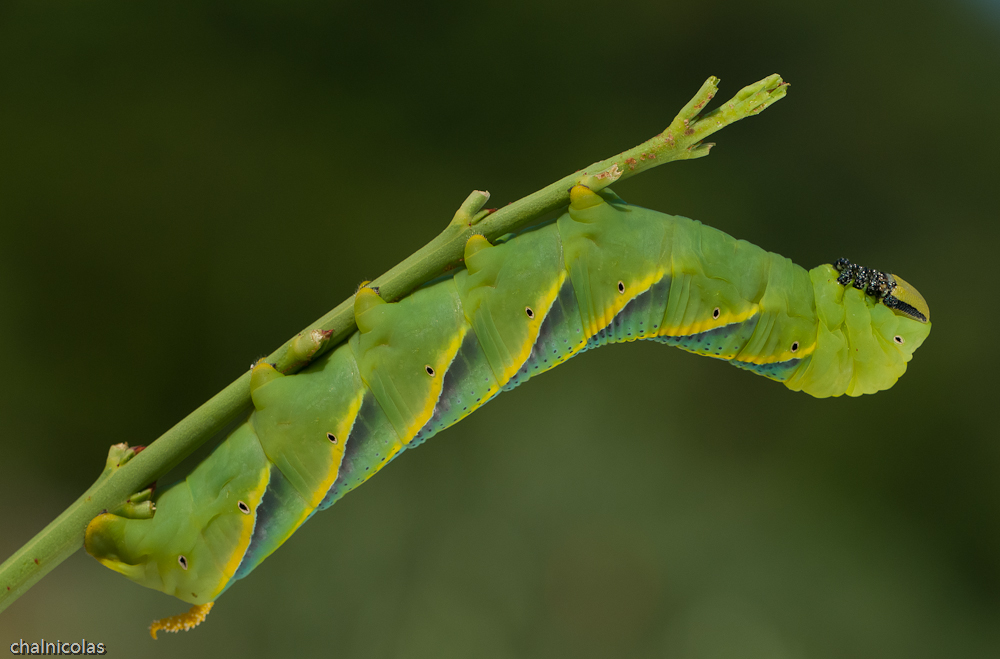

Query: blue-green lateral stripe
[[729, 356, 804, 381], [411, 330, 500, 447], [502, 278, 587, 392], [321, 391, 403, 509], [229, 465, 294, 583]]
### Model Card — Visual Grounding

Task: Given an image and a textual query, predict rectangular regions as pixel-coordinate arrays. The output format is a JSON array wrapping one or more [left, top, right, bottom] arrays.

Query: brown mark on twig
[[692, 93, 714, 110], [599, 164, 622, 180], [625, 157, 637, 170]]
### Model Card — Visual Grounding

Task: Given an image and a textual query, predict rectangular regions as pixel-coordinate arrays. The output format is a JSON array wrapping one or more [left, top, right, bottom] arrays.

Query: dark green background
[[1, 1, 997, 657]]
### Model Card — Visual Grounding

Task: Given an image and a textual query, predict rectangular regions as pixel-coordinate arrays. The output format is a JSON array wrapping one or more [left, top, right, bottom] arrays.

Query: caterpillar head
[[881, 274, 930, 324], [785, 264, 931, 397]]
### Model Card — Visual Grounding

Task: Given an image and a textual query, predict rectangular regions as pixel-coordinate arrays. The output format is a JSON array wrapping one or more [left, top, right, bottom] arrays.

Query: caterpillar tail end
[[149, 602, 215, 640]]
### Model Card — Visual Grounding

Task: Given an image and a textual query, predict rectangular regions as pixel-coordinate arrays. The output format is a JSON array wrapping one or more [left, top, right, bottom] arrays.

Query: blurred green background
[[1, 0, 997, 657]]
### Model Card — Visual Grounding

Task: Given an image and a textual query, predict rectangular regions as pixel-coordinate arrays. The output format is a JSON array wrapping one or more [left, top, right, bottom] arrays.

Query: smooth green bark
[[0, 73, 788, 614]]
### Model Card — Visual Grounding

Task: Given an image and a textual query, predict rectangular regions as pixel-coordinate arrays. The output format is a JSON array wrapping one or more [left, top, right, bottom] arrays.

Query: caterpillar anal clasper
[[84, 185, 931, 632]]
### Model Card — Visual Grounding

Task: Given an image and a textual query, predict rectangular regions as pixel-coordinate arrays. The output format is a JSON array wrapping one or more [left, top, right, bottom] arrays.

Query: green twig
[[0, 73, 788, 614]]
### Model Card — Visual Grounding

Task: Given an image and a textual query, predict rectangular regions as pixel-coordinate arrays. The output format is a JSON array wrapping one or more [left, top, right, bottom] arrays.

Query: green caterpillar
[[84, 185, 931, 637]]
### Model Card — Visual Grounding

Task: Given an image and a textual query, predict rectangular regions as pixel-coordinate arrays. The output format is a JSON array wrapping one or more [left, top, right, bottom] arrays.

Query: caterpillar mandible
[[83, 185, 931, 637]]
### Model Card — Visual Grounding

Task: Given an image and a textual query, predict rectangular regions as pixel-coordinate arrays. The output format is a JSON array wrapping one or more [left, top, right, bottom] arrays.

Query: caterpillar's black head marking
[[833, 258, 928, 323], [880, 295, 927, 323]]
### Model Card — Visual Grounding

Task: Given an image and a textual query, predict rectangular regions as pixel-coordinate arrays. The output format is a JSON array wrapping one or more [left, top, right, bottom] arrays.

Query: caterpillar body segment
[[84, 188, 931, 627], [86, 422, 271, 605]]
